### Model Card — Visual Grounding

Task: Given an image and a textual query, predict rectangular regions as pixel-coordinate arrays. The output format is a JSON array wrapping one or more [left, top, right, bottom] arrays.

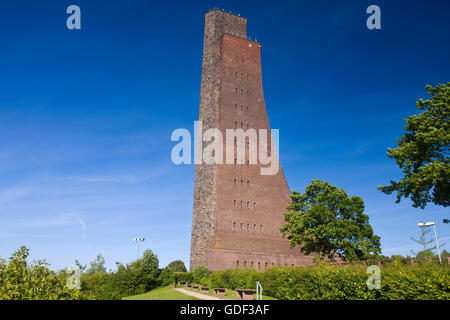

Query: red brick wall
[[208, 34, 312, 271]]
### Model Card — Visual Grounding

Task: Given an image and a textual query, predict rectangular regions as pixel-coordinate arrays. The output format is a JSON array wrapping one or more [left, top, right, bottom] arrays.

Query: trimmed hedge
[[186, 262, 449, 300]]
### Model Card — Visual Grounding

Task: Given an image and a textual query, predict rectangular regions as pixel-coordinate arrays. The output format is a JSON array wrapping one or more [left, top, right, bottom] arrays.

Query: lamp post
[[417, 222, 442, 265], [133, 237, 145, 260]]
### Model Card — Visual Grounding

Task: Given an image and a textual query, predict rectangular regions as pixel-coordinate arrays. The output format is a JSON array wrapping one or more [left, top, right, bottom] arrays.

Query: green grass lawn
[[123, 286, 200, 300], [179, 284, 277, 300]]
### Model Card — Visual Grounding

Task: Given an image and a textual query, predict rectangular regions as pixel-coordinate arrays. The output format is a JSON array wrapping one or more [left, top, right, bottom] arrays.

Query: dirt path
[[174, 288, 227, 300]]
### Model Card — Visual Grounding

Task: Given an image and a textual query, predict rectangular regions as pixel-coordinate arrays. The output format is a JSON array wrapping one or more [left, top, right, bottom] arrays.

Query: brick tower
[[190, 9, 313, 271]]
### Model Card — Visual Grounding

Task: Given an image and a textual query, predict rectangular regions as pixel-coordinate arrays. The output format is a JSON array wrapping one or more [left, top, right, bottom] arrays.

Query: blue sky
[[0, 0, 449, 271]]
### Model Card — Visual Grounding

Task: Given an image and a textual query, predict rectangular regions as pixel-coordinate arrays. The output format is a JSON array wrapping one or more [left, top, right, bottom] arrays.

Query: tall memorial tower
[[190, 9, 312, 271]]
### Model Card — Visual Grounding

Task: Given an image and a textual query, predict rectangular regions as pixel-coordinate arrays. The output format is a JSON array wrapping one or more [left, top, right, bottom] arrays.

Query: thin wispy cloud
[[18, 212, 87, 232], [0, 186, 33, 206], [343, 142, 371, 160], [28, 153, 50, 176], [56, 164, 172, 185]]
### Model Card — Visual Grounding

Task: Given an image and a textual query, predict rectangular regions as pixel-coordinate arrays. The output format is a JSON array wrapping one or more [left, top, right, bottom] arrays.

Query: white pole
[[136, 240, 140, 260], [432, 225, 442, 265]]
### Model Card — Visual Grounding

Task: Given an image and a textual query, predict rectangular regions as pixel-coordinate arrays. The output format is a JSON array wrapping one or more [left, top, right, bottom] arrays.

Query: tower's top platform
[[206, 8, 246, 21], [205, 8, 260, 44]]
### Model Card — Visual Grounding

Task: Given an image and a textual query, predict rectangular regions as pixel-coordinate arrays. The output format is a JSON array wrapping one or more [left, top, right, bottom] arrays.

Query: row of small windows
[[235, 88, 250, 95], [233, 222, 262, 232], [234, 200, 256, 209], [236, 261, 295, 270], [234, 103, 249, 112], [233, 179, 250, 186], [233, 158, 251, 166], [235, 72, 249, 80], [234, 55, 248, 64], [234, 121, 250, 129]]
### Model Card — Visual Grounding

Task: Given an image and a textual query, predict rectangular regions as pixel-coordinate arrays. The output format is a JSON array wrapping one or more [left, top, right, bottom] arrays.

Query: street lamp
[[417, 222, 442, 264], [133, 237, 145, 260]]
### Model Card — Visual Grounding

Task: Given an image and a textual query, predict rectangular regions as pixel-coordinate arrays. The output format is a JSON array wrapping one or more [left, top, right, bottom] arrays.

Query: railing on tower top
[[206, 8, 260, 43], [223, 31, 259, 43], [207, 7, 243, 18]]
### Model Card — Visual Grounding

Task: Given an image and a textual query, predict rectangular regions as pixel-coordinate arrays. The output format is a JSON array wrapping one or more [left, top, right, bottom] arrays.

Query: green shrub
[[80, 250, 161, 300], [191, 266, 209, 283], [197, 262, 449, 300], [173, 271, 193, 284], [259, 263, 449, 300], [158, 268, 175, 286], [0, 246, 80, 300], [380, 263, 450, 300]]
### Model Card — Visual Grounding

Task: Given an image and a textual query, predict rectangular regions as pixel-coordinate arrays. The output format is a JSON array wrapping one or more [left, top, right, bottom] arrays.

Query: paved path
[[174, 288, 225, 300]]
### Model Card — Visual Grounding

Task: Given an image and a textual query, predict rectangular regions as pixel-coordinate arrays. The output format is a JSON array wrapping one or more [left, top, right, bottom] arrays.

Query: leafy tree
[[167, 260, 187, 272], [410, 227, 437, 257], [411, 227, 446, 258], [0, 246, 79, 300], [378, 83, 450, 209], [137, 249, 160, 278], [86, 253, 106, 274], [280, 179, 381, 262], [74, 259, 87, 272]]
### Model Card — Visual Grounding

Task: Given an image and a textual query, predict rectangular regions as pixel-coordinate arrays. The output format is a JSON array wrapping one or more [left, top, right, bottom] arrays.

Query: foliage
[[378, 83, 450, 208], [194, 263, 449, 300], [166, 260, 187, 272], [206, 268, 261, 290], [136, 250, 160, 279], [410, 227, 446, 258], [380, 263, 449, 299], [173, 271, 193, 284], [74, 259, 87, 273], [0, 246, 79, 300], [191, 266, 209, 284], [411, 227, 437, 257], [86, 253, 106, 275], [158, 268, 175, 286], [80, 250, 161, 300], [280, 179, 381, 262]]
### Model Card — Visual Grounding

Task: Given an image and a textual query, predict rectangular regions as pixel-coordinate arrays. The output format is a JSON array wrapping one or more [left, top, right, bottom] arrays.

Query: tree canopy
[[410, 227, 437, 258], [378, 83, 450, 208], [166, 260, 187, 272], [280, 179, 381, 262], [86, 253, 106, 274]]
